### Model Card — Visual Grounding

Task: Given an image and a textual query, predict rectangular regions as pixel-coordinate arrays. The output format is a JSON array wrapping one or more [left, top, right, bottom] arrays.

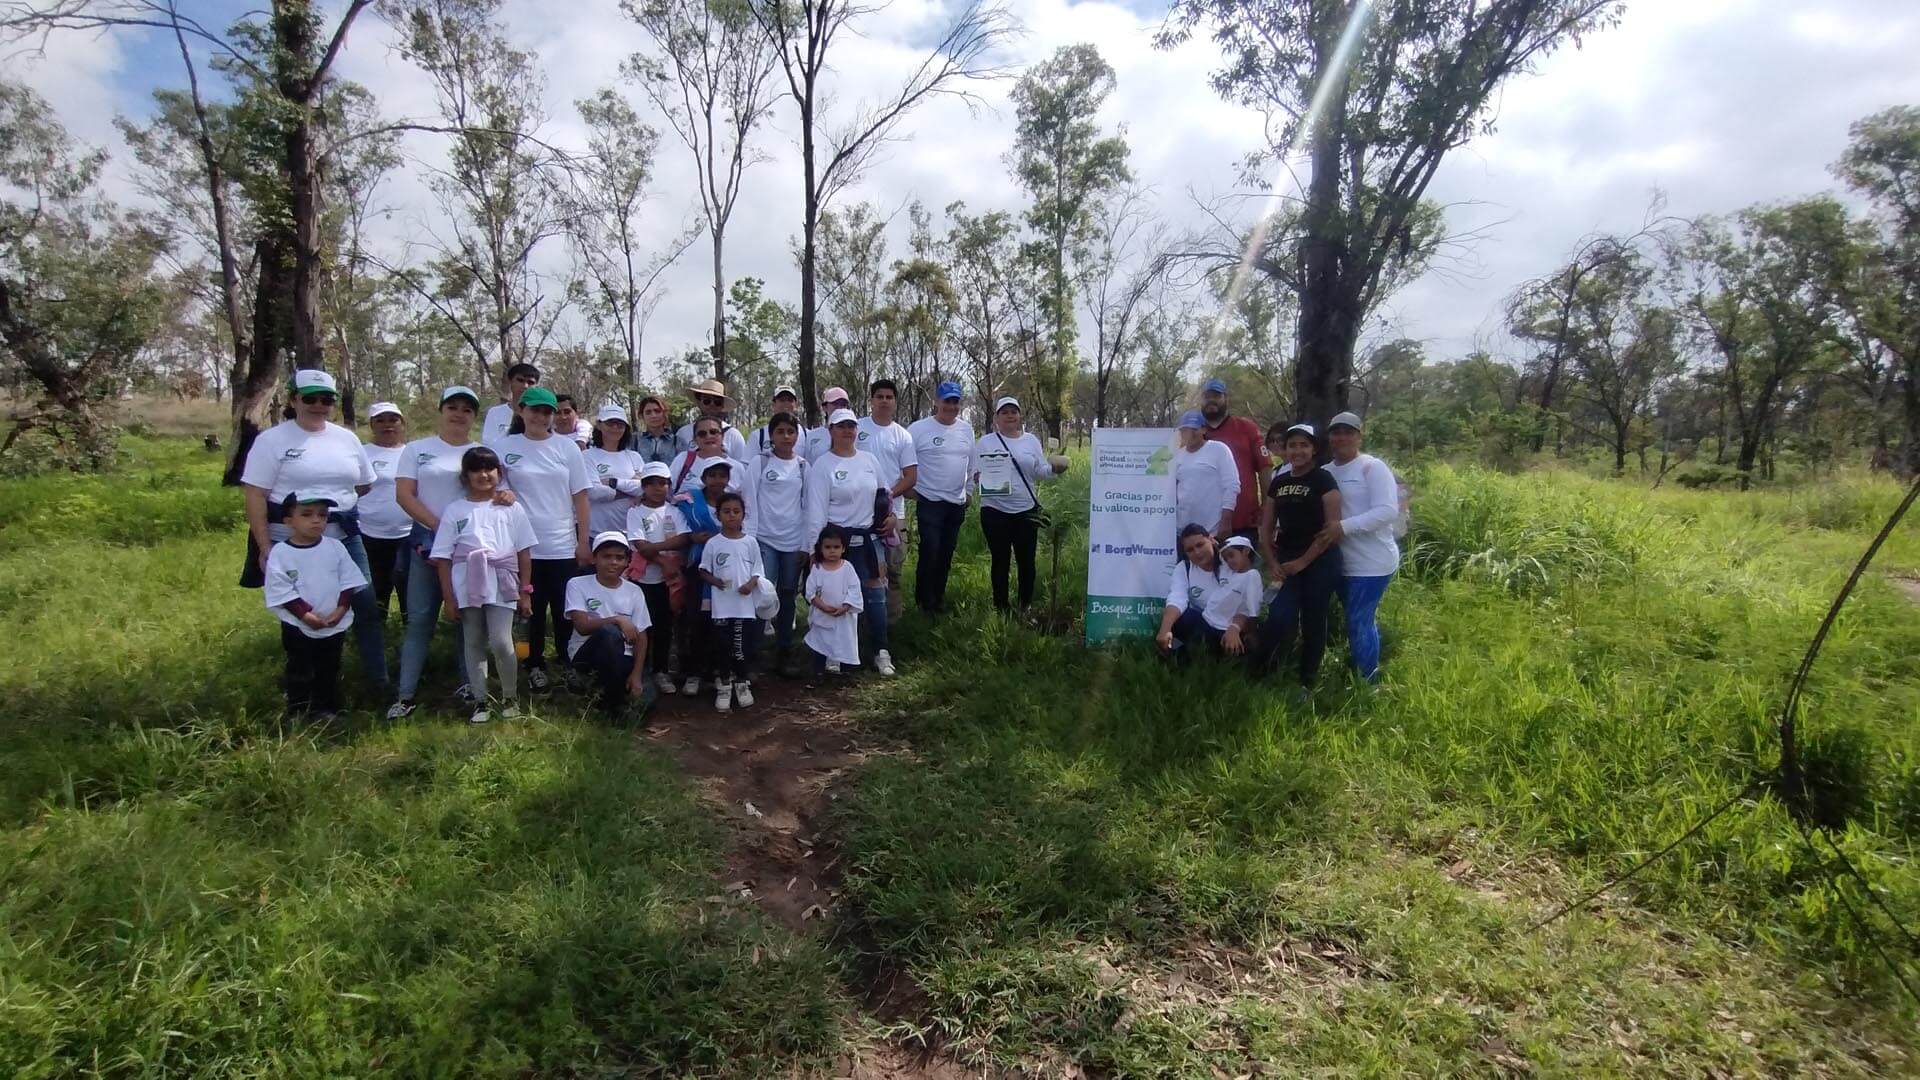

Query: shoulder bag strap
[[995, 432, 1039, 507]]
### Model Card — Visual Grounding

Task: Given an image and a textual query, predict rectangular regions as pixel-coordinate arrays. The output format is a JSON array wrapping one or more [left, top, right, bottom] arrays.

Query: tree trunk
[[797, 103, 820, 427], [226, 235, 294, 483], [1292, 33, 1354, 430], [1901, 370, 1920, 478], [711, 227, 728, 382], [1613, 421, 1629, 475]]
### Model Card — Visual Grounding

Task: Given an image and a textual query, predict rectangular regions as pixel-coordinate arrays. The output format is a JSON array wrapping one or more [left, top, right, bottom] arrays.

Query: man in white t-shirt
[[483, 362, 541, 446], [857, 378, 918, 614], [905, 380, 972, 614]]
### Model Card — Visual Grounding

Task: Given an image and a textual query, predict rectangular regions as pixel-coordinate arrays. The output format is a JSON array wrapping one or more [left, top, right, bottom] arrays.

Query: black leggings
[[281, 625, 345, 715], [526, 558, 581, 669], [980, 506, 1040, 610], [638, 580, 674, 681], [361, 535, 408, 620], [707, 616, 756, 681]]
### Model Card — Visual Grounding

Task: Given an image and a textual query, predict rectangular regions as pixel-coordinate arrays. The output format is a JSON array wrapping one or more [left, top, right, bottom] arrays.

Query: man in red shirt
[[1199, 378, 1271, 543]]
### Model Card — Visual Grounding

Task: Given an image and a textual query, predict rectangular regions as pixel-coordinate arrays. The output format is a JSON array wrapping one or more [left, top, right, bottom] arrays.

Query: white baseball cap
[[596, 403, 629, 423], [827, 407, 858, 426], [590, 531, 632, 552], [993, 395, 1021, 413], [639, 461, 671, 481], [440, 385, 480, 405], [367, 401, 402, 419], [1221, 535, 1255, 552], [773, 385, 798, 399], [291, 369, 337, 395]]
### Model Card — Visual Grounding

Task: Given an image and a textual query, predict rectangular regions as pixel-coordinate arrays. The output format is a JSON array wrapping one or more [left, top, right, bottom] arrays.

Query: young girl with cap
[[358, 401, 413, 620], [429, 447, 536, 725], [698, 491, 764, 712], [240, 368, 387, 695], [745, 412, 809, 673], [805, 407, 896, 675], [971, 396, 1067, 614], [389, 385, 488, 720], [566, 532, 653, 724], [625, 461, 687, 697], [1258, 422, 1343, 688], [494, 385, 592, 691], [584, 403, 645, 536], [265, 493, 368, 720]]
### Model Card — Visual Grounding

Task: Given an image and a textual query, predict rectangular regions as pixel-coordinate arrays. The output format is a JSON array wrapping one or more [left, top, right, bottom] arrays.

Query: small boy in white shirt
[[697, 490, 764, 713], [566, 532, 654, 725], [263, 493, 367, 720]]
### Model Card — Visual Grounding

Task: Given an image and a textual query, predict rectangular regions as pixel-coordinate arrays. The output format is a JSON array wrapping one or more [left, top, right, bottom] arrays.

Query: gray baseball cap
[[1328, 411, 1363, 431]]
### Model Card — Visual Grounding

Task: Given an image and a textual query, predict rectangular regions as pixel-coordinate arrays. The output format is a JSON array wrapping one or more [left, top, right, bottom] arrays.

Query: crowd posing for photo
[[242, 367, 1072, 726]]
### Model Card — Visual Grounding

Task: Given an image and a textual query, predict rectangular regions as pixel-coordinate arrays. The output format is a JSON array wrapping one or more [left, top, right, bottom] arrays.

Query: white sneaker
[[528, 667, 551, 692], [825, 660, 842, 675], [384, 699, 416, 721], [654, 673, 678, 695], [499, 701, 520, 720], [875, 650, 896, 676], [733, 682, 754, 708], [714, 679, 733, 713], [468, 707, 490, 725], [682, 675, 702, 695]]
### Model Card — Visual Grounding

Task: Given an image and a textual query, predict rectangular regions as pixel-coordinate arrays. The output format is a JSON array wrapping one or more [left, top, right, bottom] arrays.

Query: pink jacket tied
[[457, 543, 520, 607]]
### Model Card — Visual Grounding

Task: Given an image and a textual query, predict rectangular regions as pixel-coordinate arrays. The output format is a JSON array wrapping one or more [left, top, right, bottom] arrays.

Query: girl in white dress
[[803, 525, 864, 680]]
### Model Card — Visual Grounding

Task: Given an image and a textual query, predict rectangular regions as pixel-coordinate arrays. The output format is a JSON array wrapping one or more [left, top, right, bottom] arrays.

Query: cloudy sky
[[13, 0, 1920, 382]]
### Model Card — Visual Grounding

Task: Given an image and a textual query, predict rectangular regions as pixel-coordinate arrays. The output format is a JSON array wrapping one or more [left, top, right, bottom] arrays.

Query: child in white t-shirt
[[698, 491, 764, 712], [804, 525, 864, 680], [566, 532, 654, 724], [263, 493, 368, 720], [624, 461, 688, 698], [1211, 536, 1264, 656], [429, 446, 536, 724]]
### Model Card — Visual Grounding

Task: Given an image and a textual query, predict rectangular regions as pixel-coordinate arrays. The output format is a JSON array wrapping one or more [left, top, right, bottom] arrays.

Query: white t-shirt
[[582, 447, 645, 537], [803, 559, 864, 665], [396, 435, 481, 524], [564, 575, 651, 660], [429, 498, 538, 607], [745, 453, 808, 551], [800, 426, 833, 462], [700, 532, 764, 620], [973, 431, 1053, 514], [624, 501, 687, 585], [1173, 440, 1242, 534], [856, 417, 917, 491], [670, 451, 747, 498], [495, 433, 591, 560], [558, 424, 592, 449], [1325, 453, 1403, 578], [675, 419, 749, 461], [482, 402, 515, 446], [908, 416, 974, 504], [805, 449, 886, 540], [1165, 560, 1232, 625], [357, 444, 412, 540], [264, 536, 367, 638], [241, 420, 374, 532], [1205, 567, 1264, 631]]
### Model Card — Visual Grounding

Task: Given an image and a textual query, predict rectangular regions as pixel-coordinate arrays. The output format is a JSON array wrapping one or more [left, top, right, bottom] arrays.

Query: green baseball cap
[[518, 386, 558, 409]]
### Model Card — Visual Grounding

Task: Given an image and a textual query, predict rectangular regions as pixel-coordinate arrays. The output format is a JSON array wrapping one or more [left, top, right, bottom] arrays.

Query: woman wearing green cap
[[494, 385, 592, 691], [240, 368, 388, 697]]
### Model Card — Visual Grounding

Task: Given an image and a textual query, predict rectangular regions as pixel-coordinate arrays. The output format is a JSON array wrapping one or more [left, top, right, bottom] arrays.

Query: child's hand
[[737, 575, 758, 596], [1222, 625, 1244, 655], [442, 600, 460, 623], [300, 611, 328, 630], [516, 596, 533, 617], [492, 490, 517, 507], [837, 603, 854, 617], [323, 605, 348, 627]]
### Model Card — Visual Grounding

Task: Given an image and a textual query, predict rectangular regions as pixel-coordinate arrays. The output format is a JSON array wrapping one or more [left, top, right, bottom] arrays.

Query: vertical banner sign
[[1086, 427, 1178, 643]]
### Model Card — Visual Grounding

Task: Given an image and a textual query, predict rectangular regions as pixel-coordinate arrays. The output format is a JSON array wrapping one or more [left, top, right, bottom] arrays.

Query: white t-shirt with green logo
[[804, 448, 885, 542], [495, 432, 592, 560], [264, 536, 367, 638], [699, 532, 764, 620], [855, 417, 917, 490], [1164, 560, 1234, 629], [357, 443, 413, 540], [907, 416, 974, 504], [241, 420, 374, 532], [624, 501, 687, 585], [428, 498, 538, 607], [564, 575, 651, 660], [582, 446, 644, 536], [745, 453, 807, 551], [396, 435, 480, 524]]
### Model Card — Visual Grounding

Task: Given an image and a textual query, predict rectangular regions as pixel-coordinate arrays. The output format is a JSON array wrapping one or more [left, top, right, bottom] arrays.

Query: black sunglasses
[[300, 393, 337, 405], [697, 395, 724, 407], [696, 428, 722, 438]]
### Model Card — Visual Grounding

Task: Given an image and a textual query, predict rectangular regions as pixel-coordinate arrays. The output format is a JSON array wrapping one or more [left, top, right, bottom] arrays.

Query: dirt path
[[638, 669, 980, 1079], [1893, 575, 1920, 607]]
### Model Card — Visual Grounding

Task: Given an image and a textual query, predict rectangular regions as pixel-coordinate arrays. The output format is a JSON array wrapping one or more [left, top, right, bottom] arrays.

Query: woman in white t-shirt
[[1172, 409, 1241, 538], [240, 368, 386, 693], [358, 401, 413, 622], [803, 408, 896, 676], [583, 404, 645, 537], [745, 411, 809, 673], [971, 396, 1068, 614], [1154, 525, 1255, 659], [669, 417, 747, 498], [388, 385, 488, 719], [493, 385, 592, 689]]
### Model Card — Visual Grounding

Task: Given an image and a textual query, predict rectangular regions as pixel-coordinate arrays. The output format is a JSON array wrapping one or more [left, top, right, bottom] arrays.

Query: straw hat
[[683, 378, 734, 405]]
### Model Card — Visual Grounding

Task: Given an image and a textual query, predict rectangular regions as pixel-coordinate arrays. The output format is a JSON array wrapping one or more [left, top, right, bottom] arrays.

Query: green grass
[[3, 437, 1916, 1076]]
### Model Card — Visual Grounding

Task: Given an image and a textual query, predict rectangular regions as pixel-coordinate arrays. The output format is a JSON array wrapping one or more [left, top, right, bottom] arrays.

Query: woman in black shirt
[[1258, 422, 1344, 688]]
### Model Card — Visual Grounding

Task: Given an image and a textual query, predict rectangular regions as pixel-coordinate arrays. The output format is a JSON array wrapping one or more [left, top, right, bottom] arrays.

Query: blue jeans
[[1341, 573, 1393, 681], [758, 541, 805, 653], [1263, 549, 1343, 687], [914, 499, 967, 613], [569, 623, 653, 719], [847, 532, 889, 655], [397, 523, 462, 699]]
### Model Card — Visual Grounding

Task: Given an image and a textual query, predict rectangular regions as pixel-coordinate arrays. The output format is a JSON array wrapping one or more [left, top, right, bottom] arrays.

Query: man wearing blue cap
[[907, 380, 975, 614], [1198, 377, 1271, 543]]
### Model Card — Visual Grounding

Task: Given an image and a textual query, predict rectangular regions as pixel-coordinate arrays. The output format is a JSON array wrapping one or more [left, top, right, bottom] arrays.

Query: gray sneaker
[[468, 707, 490, 725], [384, 699, 416, 722]]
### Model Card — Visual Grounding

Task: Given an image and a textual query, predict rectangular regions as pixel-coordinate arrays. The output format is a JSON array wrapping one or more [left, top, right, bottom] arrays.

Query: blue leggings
[[1341, 574, 1393, 680]]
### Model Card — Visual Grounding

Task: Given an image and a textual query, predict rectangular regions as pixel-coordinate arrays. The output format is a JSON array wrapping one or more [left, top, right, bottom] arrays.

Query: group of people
[[1157, 379, 1402, 690], [241, 364, 1069, 725]]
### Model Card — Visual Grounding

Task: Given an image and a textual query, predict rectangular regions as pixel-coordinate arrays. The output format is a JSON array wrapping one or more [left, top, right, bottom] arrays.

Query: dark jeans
[[638, 580, 673, 680], [980, 506, 1039, 610], [526, 558, 581, 670], [846, 534, 889, 654], [758, 542, 805, 653], [281, 624, 345, 715], [708, 616, 757, 680], [1262, 548, 1344, 686], [915, 498, 968, 613], [569, 623, 653, 719], [1171, 606, 1226, 655], [362, 535, 408, 620]]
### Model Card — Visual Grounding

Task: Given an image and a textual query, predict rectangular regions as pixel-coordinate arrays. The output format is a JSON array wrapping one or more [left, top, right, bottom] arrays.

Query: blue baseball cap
[[935, 380, 962, 401], [1202, 378, 1228, 395], [1178, 410, 1206, 429]]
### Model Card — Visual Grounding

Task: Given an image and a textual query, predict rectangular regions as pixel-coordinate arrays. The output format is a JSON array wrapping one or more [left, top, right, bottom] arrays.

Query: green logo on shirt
[[1188, 585, 1203, 603], [504, 453, 522, 465], [586, 598, 603, 611], [834, 469, 848, 482], [857, 430, 868, 441], [715, 552, 730, 567], [596, 463, 608, 473], [764, 468, 779, 481], [283, 448, 305, 459], [287, 569, 300, 582], [456, 518, 470, 532], [932, 436, 945, 446], [416, 452, 434, 465]]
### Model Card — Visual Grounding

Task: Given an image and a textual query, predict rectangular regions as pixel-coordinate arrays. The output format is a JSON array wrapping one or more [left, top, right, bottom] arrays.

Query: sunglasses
[[300, 393, 336, 405], [697, 395, 724, 407], [696, 428, 722, 438]]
